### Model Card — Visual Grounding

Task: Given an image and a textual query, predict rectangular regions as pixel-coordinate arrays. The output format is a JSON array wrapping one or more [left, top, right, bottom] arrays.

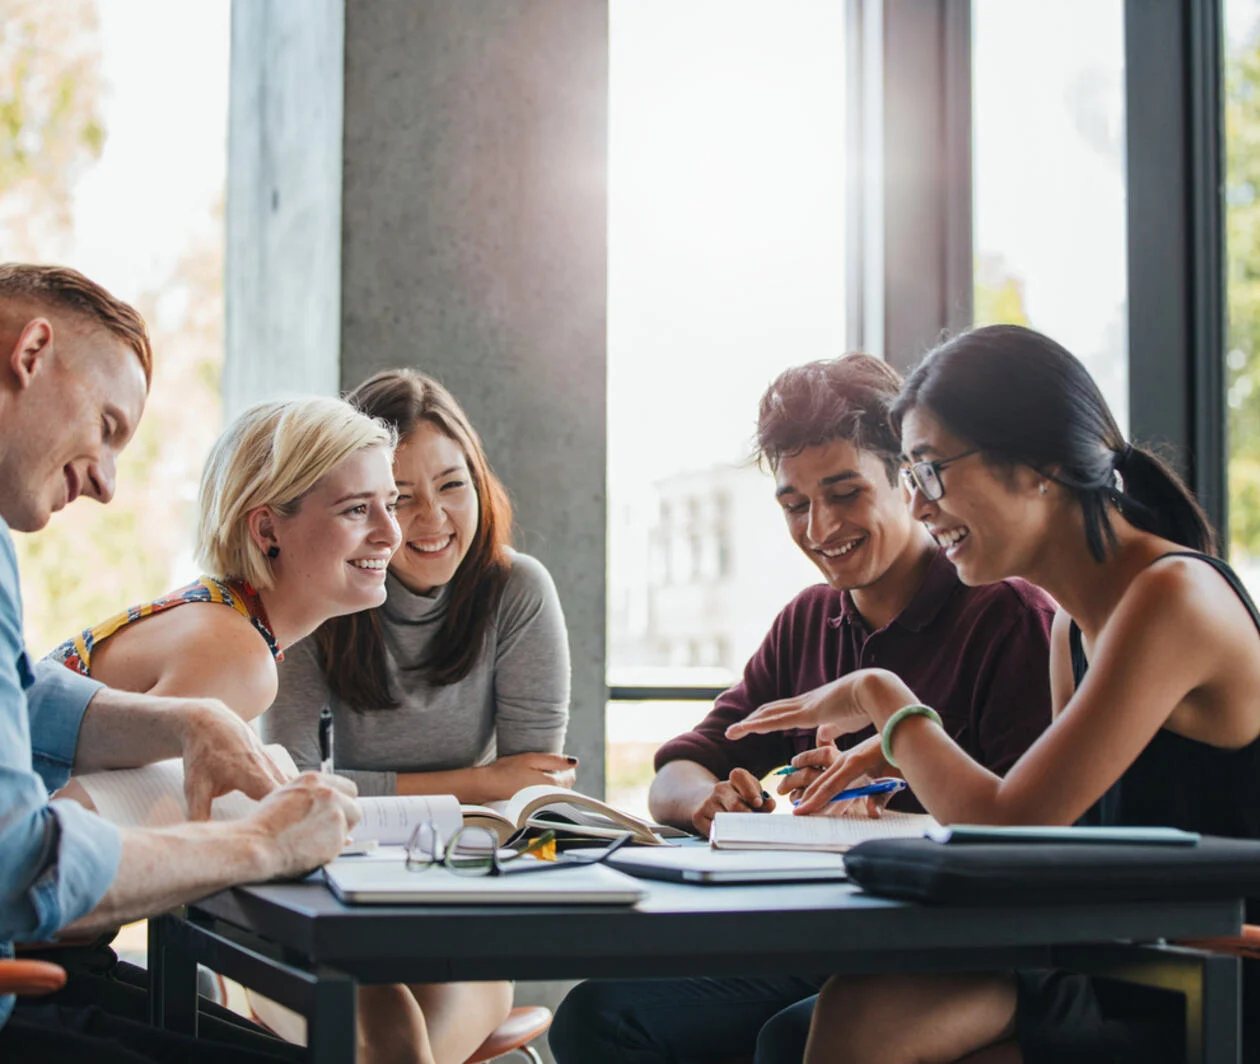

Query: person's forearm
[[61, 821, 274, 936], [648, 760, 720, 830], [73, 688, 204, 772], [396, 766, 498, 804], [856, 671, 1004, 824]]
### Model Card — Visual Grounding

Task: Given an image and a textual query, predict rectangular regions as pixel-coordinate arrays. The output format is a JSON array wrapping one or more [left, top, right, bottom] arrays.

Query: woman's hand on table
[[477, 751, 578, 798]]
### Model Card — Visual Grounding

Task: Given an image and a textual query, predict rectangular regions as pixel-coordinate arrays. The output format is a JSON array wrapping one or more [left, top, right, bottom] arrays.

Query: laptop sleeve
[[843, 835, 1260, 906]]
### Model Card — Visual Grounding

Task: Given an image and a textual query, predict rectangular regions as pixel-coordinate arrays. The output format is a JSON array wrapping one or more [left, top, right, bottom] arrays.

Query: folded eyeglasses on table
[[404, 822, 633, 876]]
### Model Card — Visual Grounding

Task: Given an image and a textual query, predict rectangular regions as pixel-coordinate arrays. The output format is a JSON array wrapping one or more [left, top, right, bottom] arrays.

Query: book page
[[711, 811, 937, 852], [460, 804, 517, 845], [503, 785, 672, 834], [73, 746, 459, 847], [73, 744, 300, 828], [349, 794, 462, 846]]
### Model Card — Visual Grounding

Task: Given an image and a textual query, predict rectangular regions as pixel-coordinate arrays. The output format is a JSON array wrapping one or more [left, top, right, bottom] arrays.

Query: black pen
[[318, 704, 335, 774]]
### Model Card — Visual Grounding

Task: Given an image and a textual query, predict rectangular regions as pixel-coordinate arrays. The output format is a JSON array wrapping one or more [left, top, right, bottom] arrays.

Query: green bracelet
[[880, 704, 943, 768]]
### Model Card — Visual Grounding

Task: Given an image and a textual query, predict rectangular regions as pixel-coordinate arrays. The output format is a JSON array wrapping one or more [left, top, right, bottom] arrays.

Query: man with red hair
[[0, 264, 359, 1063]]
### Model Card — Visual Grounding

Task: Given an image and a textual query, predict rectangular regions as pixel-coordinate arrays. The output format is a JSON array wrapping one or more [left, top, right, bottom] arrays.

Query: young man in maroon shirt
[[551, 354, 1055, 1064]]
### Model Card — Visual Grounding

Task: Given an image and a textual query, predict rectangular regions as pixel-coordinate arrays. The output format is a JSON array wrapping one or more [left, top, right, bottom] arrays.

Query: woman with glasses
[[263, 369, 574, 1064], [728, 324, 1260, 1064]]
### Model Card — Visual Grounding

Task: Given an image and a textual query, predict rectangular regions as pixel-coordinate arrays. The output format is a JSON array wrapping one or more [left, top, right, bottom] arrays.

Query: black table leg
[[148, 911, 199, 1035], [305, 969, 358, 1064], [1054, 942, 1241, 1064], [151, 913, 359, 1063]]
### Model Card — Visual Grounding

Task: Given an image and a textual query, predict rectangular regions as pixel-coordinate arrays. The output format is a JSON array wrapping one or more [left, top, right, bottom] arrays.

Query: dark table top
[[188, 873, 1245, 984]]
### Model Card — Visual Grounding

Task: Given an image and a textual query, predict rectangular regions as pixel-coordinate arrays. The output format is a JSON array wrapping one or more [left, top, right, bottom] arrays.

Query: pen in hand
[[791, 777, 907, 807], [318, 704, 335, 775]]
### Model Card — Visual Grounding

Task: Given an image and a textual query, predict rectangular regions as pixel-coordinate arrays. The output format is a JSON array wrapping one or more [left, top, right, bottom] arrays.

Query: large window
[[1227, 0, 1260, 589], [1, 0, 229, 655], [606, 0, 846, 812], [971, 0, 1129, 430]]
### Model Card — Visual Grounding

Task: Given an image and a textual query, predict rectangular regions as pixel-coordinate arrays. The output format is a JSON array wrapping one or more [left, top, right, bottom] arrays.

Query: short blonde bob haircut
[[195, 397, 396, 590]]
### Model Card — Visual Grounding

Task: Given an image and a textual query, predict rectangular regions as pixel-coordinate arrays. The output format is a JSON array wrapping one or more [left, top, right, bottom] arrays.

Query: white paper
[[74, 745, 300, 827], [348, 794, 463, 846], [73, 746, 461, 848]]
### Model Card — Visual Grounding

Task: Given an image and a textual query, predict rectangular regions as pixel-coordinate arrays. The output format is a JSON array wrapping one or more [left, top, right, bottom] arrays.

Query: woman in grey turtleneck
[[264, 369, 572, 1064]]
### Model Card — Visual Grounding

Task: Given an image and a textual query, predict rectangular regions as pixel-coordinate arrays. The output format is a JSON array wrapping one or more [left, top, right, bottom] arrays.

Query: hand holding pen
[[774, 733, 900, 817], [772, 744, 842, 800], [783, 775, 907, 807]]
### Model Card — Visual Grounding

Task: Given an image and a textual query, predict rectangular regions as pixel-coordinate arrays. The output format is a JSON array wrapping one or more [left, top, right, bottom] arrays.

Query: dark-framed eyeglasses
[[900, 448, 981, 503], [404, 822, 632, 877]]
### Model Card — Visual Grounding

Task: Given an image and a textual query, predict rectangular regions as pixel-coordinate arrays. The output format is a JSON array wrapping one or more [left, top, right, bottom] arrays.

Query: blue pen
[[790, 777, 908, 807]]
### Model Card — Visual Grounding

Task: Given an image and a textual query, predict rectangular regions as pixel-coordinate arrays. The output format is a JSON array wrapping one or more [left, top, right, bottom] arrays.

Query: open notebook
[[710, 811, 938, 853]]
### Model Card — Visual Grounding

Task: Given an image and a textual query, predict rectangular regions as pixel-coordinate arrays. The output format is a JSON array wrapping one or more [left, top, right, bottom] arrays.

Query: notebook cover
[[324, 856, 645, 905]]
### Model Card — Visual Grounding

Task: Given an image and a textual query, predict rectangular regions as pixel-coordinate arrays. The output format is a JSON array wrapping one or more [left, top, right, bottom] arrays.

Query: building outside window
[[606, 0, 844, 813]]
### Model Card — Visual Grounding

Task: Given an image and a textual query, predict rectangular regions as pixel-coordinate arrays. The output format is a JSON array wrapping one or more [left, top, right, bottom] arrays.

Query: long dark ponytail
[[890, 325, 1216, 561]]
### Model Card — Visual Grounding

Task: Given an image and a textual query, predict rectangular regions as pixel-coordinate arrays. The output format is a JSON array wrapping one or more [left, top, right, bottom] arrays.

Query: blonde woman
[[49, 397, 399, 721], [50, 397, 458, 1064]]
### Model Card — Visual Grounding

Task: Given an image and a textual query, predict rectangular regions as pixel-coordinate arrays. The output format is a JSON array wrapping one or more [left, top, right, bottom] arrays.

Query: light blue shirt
[[0, 519, 120, 1029]]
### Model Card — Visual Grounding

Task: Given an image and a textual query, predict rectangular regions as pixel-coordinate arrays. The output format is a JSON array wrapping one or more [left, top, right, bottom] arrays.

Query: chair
[[1179, 922, 1260, 959], [0, 958, 67, 996], [464, 1005, 552, 1064]]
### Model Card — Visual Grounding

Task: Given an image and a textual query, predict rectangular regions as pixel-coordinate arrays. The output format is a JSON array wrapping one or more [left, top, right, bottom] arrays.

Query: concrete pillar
[[225, 0, 345, 409], [226, 1, 609, 802]]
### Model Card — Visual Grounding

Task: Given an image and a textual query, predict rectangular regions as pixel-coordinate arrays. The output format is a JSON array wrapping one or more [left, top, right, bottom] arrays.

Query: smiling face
[[388, 420, 480, 595], [900, 404, 1051, 585], [265, 444, 401, 618], [775, 437, 919, 593], [0, 316, 147, 532]]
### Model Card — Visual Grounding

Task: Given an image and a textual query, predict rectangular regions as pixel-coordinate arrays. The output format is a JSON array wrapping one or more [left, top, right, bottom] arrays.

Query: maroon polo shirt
[[654, 547, 1055, 813]]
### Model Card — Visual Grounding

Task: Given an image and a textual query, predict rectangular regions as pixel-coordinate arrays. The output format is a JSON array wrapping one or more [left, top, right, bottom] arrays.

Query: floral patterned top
[[46, 576, 282, 677]]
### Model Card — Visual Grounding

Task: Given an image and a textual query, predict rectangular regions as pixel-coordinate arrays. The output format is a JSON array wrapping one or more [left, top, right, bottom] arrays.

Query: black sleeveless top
[[1074, 553, 1260, 910]]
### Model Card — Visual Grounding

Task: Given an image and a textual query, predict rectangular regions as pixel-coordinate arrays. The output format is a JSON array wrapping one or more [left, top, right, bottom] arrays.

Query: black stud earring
[[267, 546, 280, 559]]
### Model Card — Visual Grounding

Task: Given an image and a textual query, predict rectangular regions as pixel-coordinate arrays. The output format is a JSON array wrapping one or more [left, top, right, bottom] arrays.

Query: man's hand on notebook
[[692, 767, 775, 836]]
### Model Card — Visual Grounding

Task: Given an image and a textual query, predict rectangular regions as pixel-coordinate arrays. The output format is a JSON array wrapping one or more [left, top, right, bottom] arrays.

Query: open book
[[461, 784, 690, 846], [70, 753, 685, 850], [711, 810, 938, 853]]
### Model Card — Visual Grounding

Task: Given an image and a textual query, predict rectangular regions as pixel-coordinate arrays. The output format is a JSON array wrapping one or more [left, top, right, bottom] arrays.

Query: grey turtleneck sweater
[[262, 550, 570, 796]]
